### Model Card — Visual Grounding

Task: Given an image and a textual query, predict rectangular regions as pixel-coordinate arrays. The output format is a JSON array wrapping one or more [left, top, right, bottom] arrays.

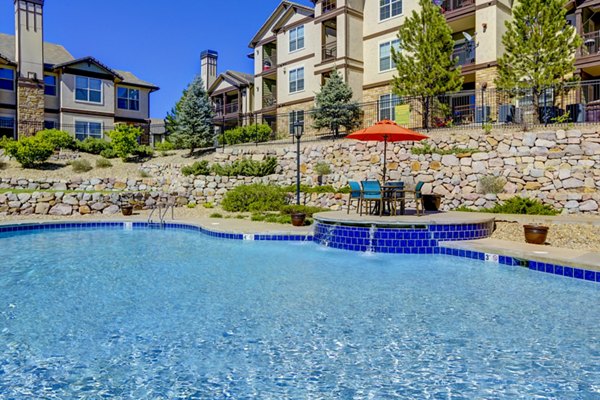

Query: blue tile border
[[440, 245, 600, 285], [0, 221, 314, 243]]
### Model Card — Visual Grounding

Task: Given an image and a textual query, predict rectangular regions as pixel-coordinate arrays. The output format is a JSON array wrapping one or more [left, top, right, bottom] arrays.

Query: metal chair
[[415, 181, 425, 216], [347, 181, 362, 214], [385, 181, 405, 215], [360, 180, 383, 216]]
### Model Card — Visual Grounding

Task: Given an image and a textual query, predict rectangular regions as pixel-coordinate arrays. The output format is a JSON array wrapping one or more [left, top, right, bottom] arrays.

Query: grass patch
[[209, 213, 223, 218], [71, 159, 93, 173], [95, 158, 113, 168]]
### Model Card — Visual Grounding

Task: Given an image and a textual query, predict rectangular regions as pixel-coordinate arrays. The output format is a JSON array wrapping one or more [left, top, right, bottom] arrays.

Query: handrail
[[147, 202, 175, 226]]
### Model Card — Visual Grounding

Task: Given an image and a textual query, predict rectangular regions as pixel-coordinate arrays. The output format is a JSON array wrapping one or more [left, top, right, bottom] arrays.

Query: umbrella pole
[[383, 137, 387, 184]]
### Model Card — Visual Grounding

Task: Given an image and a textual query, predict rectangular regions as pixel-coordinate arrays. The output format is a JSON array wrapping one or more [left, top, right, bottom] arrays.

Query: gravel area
[[492, 221, 600, 252]]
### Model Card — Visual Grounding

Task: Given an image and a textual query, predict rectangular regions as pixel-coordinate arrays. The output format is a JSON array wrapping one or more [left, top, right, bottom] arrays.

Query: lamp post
[[292, 116, 304, 206]]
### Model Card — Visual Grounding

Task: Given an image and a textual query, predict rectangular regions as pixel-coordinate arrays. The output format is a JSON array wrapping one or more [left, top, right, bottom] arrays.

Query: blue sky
[[0, 0, 313, 119]]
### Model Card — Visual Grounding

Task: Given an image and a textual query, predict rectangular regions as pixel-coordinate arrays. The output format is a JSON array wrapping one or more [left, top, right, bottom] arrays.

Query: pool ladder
[[147, 203, 174, 227]]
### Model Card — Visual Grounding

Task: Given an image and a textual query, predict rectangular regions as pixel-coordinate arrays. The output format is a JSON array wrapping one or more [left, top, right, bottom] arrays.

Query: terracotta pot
[[121, 205, 133, 216], [291, 213, 306, 227], [422, 194, 442, 211], [523, 224, 549, 245]]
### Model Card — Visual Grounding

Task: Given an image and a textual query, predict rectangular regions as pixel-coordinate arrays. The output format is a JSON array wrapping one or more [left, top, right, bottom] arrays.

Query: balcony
[[322, 42, 337, 62], [214, 102, 239, 117], [322, 0, 336, 14], [581, 31, 600, 56], [453, 44, 476, 66], [262, 94, 277, 108], [441, 0, 475, 12]]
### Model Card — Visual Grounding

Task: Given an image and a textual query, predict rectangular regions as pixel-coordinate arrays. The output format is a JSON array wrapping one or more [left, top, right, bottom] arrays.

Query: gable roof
[[52, 56, 124, 80], [0, 33, 74, 66], [249, 1, 314, 48], [116, 70, 160, 91], [208, 70, 254, 94], [271, 3, 314, 34]]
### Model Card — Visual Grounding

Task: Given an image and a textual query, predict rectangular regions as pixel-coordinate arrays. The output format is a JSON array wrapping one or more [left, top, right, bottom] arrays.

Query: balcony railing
[[322, 42, 337, 62], [262, 56, 277, 72], [263, 94, 277, 108], [452, 44, 476, 66], [581, 30, 600, 56], [441, 0, 475, 13], [322, 0, 336, 14]]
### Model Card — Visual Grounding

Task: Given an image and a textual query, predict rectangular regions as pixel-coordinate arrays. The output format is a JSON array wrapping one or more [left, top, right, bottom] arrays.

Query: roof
[[249, 1, 314, 48], [0, 33, 74, 65], [208, 70, 254, 94], [52, 56, 124, 80], [0, 33, 158, 90]]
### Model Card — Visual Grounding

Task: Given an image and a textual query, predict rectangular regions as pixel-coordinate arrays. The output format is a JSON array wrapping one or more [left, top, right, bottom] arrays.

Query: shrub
[[154, 141, 175, 151], [99, 148, 118, 159], [133, 145, 154, 159], [187, 202, 197, 209], [211, 157, 277, 177], [181, 160, 210, 176], [221, 184, 287, 212], [4, 137, 54, 168], [96, 158, 112, 168], [314, 161, 332, 176], [457, 197, 559, 215], [71, 159, 93, 172], [139, 170, 151, 178], [222, 123, 272, 145], [478, 175, 507, 194], [107, 124, 142, 161], [77, 137, 111, 154], [0, 136, 14, 149], [482, 122, 493, 134], [36, 129, 75, 149], [210, 213, 223, 218], [203, 202, 214, 209], [280, 205, 327, 217], [411, 141, 478, 156]]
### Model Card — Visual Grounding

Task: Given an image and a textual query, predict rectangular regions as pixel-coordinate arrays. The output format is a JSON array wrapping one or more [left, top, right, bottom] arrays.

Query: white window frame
[[379, 94, 401, 121], [379, 0, 403, 22], [379, 38, 401, 72], [289, 25, 305, 53], [74, 119, 104, 141], [74, 76, 103, 104], [0, 67, 15, 92], [289, 67, 305, 94], [117, 87, 140, 111]]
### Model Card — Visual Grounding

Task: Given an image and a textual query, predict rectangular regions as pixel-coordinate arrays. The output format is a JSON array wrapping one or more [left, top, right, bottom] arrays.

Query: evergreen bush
[[77, 137, 111, 154], [221, 184, 287, 212], [181, 160, 210, 176], [210, 157, 277, 177]]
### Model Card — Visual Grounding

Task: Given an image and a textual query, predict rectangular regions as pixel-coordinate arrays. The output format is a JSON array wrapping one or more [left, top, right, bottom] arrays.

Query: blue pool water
[[0, 228, 599, 399]]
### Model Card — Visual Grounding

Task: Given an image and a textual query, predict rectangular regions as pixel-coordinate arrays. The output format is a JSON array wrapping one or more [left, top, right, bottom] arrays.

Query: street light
[[292, 115, 304, 206]]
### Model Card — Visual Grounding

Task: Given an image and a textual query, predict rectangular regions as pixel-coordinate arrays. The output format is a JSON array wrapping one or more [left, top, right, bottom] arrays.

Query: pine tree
[[391, 0, 463, 129], [311, 70, 361, 137], [496, 0, 582, 122], [165, 87, 187, 135], [171, 75, 214, 155]]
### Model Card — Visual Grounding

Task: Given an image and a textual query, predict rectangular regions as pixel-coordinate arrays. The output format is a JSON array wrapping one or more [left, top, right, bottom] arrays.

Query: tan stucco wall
[[61, 73, 115, 114], [363, 31, 399, 86], [114, 86, 150, 120]]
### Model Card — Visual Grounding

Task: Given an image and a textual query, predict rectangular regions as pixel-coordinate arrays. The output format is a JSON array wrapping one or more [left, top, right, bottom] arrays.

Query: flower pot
[[291, 213, 306, 227], [523, 224, 549, 245], [422, 194, 442, 211], [121, 205, 133, 216]]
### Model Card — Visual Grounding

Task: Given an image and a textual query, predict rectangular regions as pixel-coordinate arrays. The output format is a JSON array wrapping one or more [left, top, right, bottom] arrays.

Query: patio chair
[[385, 181, 405, 215], [347, 181, 362, 214], [415, 181, 424, 216], [360, 180, 383, 216]]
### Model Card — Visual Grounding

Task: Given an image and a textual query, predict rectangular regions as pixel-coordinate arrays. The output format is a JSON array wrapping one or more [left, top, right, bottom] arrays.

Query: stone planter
[[121, 205, 133, 216], [291, 213, 306, 227], [523, 224, 549, 245]]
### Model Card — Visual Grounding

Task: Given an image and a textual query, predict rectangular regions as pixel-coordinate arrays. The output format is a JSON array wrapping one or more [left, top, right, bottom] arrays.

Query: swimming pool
[[1, 226, 599, 398]]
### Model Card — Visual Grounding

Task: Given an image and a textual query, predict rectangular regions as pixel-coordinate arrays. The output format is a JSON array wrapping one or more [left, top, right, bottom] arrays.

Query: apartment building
[[0, 0, 158, 141]]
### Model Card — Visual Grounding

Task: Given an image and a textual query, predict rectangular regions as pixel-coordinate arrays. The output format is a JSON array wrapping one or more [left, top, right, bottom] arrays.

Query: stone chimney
[[15, 0, 45, 137], [200, 50, 218, 92]]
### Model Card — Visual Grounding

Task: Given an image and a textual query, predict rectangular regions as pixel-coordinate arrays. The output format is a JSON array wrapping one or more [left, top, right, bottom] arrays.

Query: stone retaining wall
[[1, 127, 600, 216]]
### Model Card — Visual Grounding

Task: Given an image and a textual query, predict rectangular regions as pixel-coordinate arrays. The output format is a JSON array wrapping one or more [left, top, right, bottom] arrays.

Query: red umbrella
[[346, 120, 428, 183]]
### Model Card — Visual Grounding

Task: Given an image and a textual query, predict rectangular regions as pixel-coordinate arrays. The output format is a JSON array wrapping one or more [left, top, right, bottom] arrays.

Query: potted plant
[[121, 203, 133, 216], [291, 212, 307, 226], [523, 224, 549, 244], [314, 162, 332, 186]]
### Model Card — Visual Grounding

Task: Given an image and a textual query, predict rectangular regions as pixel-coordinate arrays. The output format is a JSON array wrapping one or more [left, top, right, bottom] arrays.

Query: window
[[289, 25, 305, 52], [379, 39, 401, 72], [75, 120, 103, 141], [117, 87, 140, 111], [0, 116, 15, 139], [0, 68, 14, 91], [44, 75, 57, 96], [289, 110, 305, 134], [380, 0, 402, 21], [289, 67, 305, 93], [44, 120, 57, 130], [379, 94, 401, 121], [75, 76, 102, 103]]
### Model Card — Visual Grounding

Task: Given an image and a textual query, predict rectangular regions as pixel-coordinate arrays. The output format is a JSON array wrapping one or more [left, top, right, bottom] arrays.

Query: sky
[[0, 0, 313, 119]]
